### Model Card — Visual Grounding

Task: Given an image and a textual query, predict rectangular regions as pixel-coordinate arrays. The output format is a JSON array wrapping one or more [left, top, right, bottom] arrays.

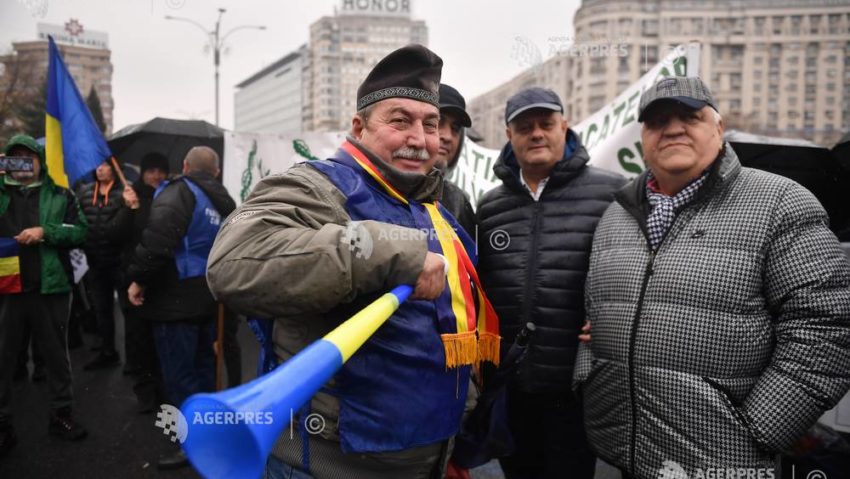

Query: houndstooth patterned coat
[[574, 144, 850, 478]]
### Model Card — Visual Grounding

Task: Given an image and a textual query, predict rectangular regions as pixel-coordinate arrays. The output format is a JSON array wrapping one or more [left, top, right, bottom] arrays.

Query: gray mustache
[[392, 147, 430, 160]]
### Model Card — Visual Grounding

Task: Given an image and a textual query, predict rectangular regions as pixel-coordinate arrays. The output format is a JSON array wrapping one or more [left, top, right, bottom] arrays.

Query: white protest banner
[[574, 43, 701, 177], [444, 139, 502, 207], [222, 131, 346, 205]]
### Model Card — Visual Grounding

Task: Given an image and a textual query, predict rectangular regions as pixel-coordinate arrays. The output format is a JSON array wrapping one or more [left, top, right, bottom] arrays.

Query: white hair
[[710, 108, 722, 125]]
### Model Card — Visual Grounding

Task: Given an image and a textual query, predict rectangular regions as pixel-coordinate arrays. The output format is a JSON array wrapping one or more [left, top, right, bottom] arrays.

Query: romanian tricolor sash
[[340, 141, 500, 368], [0, 237, 22, 294]]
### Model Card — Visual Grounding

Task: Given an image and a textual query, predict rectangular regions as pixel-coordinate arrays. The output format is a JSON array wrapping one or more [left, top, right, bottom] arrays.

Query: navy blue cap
[[438, 84, 472, 127], [505, 87, 563, 124]]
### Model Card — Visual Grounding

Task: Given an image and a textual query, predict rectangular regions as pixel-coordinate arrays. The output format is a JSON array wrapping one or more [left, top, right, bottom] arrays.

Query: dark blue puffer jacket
[[477, 130, 626, 394]]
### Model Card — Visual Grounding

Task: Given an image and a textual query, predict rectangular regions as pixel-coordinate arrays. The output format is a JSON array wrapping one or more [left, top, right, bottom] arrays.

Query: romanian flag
[[0, 238, 22, 294], [45, 35, 112, 188]]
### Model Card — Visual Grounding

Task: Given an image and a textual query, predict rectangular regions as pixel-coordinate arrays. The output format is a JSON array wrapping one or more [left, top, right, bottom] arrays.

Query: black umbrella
[[107, 117, 224, 176], [726, 130, 850, 241]]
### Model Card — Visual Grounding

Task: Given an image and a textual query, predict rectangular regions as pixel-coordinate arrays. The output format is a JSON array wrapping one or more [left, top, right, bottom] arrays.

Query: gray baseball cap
[[638, 77, 717, 122], [505, 87, 564, 124]]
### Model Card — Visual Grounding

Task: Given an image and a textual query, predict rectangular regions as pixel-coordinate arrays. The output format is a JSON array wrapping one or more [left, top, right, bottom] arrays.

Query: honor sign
[[341, 0, 412, 16]]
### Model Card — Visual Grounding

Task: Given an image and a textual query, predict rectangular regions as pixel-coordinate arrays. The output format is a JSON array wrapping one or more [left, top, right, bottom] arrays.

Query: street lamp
[[165, 8, 265, 126]]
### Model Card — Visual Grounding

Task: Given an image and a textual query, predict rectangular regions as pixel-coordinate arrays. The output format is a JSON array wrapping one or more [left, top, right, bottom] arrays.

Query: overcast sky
[[0, 0, 582, 132]]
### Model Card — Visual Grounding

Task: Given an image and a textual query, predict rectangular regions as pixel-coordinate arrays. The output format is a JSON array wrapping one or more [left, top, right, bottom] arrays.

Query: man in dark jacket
[[126, 146, 235, 469], [477, 88, 625, 478], [436, 83, 476, 236], [76, 158, 138, 369], [120, 152, 168, 412], [0, 134, 89, 455]]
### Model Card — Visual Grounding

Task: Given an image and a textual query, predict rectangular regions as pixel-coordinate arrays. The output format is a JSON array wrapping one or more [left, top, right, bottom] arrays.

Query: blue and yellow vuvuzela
[[179, 284, 414, 479], [45, 35, 112, 188]]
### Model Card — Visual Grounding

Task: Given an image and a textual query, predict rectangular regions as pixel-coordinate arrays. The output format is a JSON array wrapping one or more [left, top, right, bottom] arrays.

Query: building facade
[[0, 20, 114, 134], [470, 0, 850, 147], [304, 0, 427, 132], [234, 45, 308, 134], [467, 55, 572, 149]]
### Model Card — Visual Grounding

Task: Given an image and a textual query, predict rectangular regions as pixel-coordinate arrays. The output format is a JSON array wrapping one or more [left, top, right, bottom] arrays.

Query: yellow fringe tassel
[[441, 331, 478, 369], [441, 331, 503, 369], [478, 331, 501, 367]]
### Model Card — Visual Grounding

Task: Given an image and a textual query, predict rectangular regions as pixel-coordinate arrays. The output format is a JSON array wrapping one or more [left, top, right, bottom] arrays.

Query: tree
[[13, 77, 46, 140], [86, 86, 106, 134]]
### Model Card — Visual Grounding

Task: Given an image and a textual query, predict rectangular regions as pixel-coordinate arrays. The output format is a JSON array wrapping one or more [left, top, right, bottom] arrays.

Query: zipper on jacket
[[627, 247, 654, 475], [626, 202, 698, 474], [520, 202, 543, 325]]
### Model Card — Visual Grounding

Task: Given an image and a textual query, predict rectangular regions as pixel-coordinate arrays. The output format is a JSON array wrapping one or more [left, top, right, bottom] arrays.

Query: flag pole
[[110, 156, 129, 188]]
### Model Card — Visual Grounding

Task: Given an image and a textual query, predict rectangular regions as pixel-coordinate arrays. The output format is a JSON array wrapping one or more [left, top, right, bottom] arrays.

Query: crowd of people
[[1, 42, 850, 479], [0, 138, 238, 469]]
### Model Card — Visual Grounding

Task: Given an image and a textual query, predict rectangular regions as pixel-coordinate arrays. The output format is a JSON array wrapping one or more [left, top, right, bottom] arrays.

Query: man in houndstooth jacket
[[574, 76, 850, 478]]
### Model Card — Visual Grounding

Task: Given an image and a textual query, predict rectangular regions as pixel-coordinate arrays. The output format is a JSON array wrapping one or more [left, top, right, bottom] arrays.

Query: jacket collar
[[345, 136, 444, 203], [492, 129, 589, 194]]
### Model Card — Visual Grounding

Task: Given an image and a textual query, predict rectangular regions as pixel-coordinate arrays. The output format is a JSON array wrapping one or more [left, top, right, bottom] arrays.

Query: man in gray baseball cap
[[575, 75, 850, 477]]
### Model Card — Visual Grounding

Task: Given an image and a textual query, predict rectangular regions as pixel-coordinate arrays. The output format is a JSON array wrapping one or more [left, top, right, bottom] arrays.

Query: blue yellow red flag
[[0, 238, 22, 294], [45, 35, 112, 188]]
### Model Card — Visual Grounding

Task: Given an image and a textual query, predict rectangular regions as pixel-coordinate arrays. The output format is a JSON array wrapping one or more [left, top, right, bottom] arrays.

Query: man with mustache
[[208, 45, 499, 479], [574, 77, 850, 478], [476, 87, 625, 478]]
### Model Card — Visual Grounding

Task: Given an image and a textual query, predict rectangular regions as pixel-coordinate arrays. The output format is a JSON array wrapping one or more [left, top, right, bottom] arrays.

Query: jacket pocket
[[702, 376, 771, 456]]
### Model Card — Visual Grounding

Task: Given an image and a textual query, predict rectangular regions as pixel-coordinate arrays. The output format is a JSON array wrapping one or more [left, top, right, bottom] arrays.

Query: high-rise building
[[0, 20, 114, 134], [470, 0, 850, 147], [234, 45, 308, 134], [304, 0, 427, 132]]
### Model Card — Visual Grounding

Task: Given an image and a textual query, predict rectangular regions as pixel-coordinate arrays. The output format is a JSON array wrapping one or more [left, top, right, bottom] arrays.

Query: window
[[730, 73, 742, 87], [772, 17, 784, 35], [753, 17, 766, 35], [692, 18, 704, 35], [642, 19, 659, 36], [810, 15, 821, 34]]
